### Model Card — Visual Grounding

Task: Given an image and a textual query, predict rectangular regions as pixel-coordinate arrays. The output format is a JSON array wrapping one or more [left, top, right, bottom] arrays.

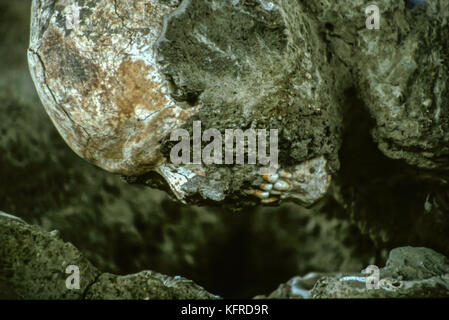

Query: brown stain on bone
[[112, 60, 169, 121], [34, 11, 197, 175]]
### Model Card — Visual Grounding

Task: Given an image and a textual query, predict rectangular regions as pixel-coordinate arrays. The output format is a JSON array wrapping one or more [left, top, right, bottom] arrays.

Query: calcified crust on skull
[[28, 0, 342, 207]]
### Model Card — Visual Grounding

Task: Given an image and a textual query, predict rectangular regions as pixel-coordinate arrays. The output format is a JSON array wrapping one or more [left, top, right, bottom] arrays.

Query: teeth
[[251, 190, 270, 199], [259, 191, 271, 199], [274, 180, 290, 191], [279, 169, 292, 179], [261, 197, 279, 204], [266, 174, 279, 183], [261, 183, 273, 191], [246, 190, 273, 199]]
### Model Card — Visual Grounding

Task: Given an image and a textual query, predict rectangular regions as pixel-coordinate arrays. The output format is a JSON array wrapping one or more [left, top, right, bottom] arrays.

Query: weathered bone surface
[[28, 0, 199, 201], [28, 0, 341, 206], [311, 247, 449, 298]]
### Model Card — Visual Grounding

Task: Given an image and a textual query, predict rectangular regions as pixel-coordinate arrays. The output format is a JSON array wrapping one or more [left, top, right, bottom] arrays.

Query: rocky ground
[[0, 0, 448, 299], [2, 216, 448, 299]]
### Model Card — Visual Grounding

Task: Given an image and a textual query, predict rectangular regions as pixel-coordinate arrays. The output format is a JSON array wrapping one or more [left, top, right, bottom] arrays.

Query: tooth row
[[247, 169, 294, 204], [256, 180, 291, 193], [262, 171, 292, 191]]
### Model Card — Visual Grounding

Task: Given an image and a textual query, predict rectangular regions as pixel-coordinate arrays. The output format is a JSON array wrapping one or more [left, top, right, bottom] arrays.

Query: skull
[[28, 0, 341, 207]]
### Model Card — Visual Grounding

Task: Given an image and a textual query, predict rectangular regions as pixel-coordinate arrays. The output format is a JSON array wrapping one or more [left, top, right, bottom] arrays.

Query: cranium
[[28, 0, 341, 207]]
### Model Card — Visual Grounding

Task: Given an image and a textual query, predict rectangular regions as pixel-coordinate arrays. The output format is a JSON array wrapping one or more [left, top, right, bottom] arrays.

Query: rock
[[303, 0, 449, 171], [0, 211, 27, 224], [381, 247, 449, 281], [0, 217, 99, 299], [311, 247, 449, 298], [85, 272, 218, 300], [299, 1, 449, 255], [254, 272, 329, 299], [355, 1, 449, 171], [0, 217, 217, 299]]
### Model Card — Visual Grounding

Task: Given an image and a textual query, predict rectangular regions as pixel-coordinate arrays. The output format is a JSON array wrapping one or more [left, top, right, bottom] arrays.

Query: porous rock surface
[[5, 212, 448, 299], [0, 216, 217, 299], [0, 215, 98, 299], [311, 246, 449, 298], [258, 246, 449, 298]]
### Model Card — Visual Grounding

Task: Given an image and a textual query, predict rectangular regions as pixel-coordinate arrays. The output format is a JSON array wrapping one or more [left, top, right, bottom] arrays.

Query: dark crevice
[[334, 88, 449, 254]]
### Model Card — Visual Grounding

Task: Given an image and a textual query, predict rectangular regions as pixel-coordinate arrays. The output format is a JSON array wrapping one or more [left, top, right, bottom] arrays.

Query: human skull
[[28, 0, 341, 207]]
